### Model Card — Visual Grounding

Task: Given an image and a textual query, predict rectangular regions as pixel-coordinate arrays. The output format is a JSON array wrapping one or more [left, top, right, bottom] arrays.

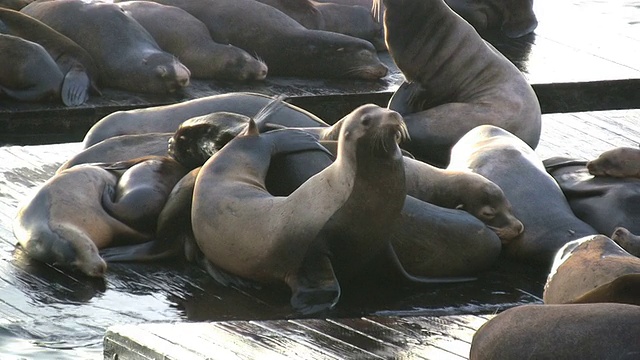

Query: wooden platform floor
[[0, 108, 638, 359]]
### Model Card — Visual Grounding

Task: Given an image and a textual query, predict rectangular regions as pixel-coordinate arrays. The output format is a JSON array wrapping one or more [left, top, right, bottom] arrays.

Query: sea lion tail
[[61, 65, 90, 106]]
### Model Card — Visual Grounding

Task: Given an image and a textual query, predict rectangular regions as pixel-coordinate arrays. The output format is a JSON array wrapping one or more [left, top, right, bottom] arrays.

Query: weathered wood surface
[[1, 0, 639, 145], [1, 109, 638, 359]]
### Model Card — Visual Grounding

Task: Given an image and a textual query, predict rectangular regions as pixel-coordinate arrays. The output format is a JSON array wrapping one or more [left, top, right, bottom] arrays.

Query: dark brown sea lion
[[377, 0, 541, 166], [191, 104, 408, 314], [21, 0, 191, 94], [254, 0, 384, 49], [117, 1, 268, 82], [587, 146, 640, 178], [469, 303, 640, 360], [13, 164, 151, 277], [543, 235, 640, 305], [0, 0, 32, 11], [611, 227, 640, 257], [0, 8, 99, 106], [0, 33, 63, 103], [444, 0, 538, 38], [100, 156, 188, 234], [544, 156, 640, 236], [448, 125, 597, 267], [145, 0, 388, 80], [57, 132, 172, 174], [83, 92, 329, 148]]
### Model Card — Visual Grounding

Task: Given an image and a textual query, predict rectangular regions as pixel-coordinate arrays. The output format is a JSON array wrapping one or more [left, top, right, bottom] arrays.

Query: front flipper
[[61, 66, 90, 106], [286, 251, 341, 316], [388, 81, 429, 115]]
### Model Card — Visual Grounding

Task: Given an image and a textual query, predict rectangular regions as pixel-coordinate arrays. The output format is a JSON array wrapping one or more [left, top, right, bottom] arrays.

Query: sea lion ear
[[155, 65, 168, 78]]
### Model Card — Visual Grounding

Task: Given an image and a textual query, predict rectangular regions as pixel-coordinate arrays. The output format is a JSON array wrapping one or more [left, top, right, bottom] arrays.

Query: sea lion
[[22, 0, 191, 94], [469, 303, 640, 360], [100, 156, 188, 234], [0, 0, 32, 11], [83, 92, 329, 148], [444, 0, 538, 38], [447, 125, 597, 267], [611, 227, 640, 257], [543, 235, 640, 305], [117, 1, 268, 82], [254, 0, 385, 49], [144, 0, 388, 80], [191, 104, 408, 314], [0, 33, 63, 103], [13, 164, 152, 277], [0, 8, 99, 106], [544, 156, 640, 236], [587, 146, 640, 178], [57, 132, 172, 173], [377, 0, 541, 166]]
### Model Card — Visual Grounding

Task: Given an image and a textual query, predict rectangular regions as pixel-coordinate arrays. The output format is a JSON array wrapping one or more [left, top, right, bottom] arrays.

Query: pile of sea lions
[[14, 0, 640, 356], [0, 0, 537, 107]]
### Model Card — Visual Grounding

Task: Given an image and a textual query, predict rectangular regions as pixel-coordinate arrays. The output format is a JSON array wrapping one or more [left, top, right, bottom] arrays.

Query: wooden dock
[[0, 1, 639, 359]]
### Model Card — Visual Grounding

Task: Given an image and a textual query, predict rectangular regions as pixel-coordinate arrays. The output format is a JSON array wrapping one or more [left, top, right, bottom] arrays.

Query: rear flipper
[[99, 232, 189, 262], [286, 251, 341, 316], [61, 66, 90, 106]]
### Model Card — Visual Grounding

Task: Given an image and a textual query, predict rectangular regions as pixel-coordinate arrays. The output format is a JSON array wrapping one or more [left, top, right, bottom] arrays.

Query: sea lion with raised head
[[448, 125, 597, 267], [13, 164, 152, 277], [377, 0, 541, 166], [83, 92, 329, 148], [191, 104, 408, 314], [469, 303, 640, 360], [0, 33, 63, 103], [544, 156, 640, 236], [22, 0, 190, 94], [0, 8, 99, 106], [543, 235, 640, 305], [117, 1, 268, 82], [611, 227, 640, 258], [144, 0, 388, 80]]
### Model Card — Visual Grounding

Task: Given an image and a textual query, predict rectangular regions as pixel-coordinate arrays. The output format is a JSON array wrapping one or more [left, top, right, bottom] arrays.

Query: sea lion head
[[587, 147, 640, 178], [142, 53, 191, 93], [456, 176, 524, 243], [216, 46, 268, 81], [500, 0, 538, 38], [168, 112, 250, 169], [339, 104, 408, 160]]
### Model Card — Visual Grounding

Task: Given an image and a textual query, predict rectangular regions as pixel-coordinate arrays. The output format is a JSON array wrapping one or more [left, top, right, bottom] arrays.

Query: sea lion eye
[[361, 115, 371, 126]]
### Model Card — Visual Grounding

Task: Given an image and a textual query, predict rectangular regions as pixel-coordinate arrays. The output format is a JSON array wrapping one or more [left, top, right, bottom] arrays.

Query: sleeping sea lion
[[117, 1, 268, 82], [469, 303, 640, 360], [0, 8, 99, 105], [377, 0, 541, 166], [611, 227, 640, 257], [587, 146, 640, 178], [543, 235, 640, 305], [448, 125, 597, 267], [22, 0, 190, 94]]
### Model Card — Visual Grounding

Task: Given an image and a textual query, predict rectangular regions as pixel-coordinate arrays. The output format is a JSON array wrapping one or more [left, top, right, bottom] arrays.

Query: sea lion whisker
[[252, 95, 287, 126]]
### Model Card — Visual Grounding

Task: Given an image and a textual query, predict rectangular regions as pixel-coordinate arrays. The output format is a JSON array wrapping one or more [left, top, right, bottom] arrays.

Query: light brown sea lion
[[57, 132, 172, 174], [117, 1, 268, 82], [22, 0, 190, 94], [191, 104, 408, 314], [611, 227, 640, 257], [12, 164, 151, 277], [377, 0, 541, 166], [254, 0, 385, 49], [469, 303, 640, 360], [144, 0, 388, 80], [543, 235, 640, 305], [83, 92, 329, 148], [448, 125, 597, 267], [587, 146, 640, 178], [0, 33, 63, 103], [544, 156, 640, 236], [0, 8, 100, 106]]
